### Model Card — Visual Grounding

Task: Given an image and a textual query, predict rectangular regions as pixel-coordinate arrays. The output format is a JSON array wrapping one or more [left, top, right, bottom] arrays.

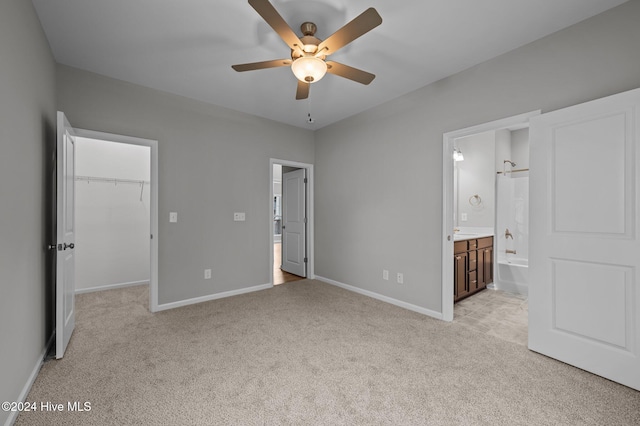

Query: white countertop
[[453, 227, 494, 241]]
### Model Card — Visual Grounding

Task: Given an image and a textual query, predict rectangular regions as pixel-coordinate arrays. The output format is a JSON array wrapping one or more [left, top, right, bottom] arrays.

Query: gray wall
[[314, 1, 640, 312], [56, 65, 315, 305], [0, 1, 56, 424]]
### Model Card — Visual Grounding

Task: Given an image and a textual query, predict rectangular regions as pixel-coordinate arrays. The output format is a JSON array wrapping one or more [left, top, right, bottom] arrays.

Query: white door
[[529, 88, 640, 390], [56, 111, 77, 359], [282, 168, 306, 277]]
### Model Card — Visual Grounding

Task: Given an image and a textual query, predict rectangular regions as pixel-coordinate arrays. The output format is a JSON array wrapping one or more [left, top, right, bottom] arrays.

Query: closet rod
[[496, 168, 529, 175], [75, 175, 150, 185]]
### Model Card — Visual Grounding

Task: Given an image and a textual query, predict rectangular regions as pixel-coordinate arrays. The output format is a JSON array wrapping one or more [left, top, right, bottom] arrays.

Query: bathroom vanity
[[454, 235, 493, 302]]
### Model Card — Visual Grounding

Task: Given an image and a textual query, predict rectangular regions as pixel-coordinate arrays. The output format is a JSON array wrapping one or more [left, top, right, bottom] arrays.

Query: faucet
[[505, 228, 513, 239], [453, 228, 460, 234], [506, 249, 517, 254]]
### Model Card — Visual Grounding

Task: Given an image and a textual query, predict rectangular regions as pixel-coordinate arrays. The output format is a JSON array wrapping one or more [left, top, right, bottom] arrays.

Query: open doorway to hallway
[[271, 161, 313, 285]]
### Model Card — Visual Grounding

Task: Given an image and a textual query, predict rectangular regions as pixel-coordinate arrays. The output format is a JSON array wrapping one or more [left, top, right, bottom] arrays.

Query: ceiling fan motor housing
[[292, 22, 324, 58]]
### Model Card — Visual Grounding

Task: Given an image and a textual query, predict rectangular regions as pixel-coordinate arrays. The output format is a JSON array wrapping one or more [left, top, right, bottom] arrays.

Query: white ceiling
[[32, 0, 627, 129]]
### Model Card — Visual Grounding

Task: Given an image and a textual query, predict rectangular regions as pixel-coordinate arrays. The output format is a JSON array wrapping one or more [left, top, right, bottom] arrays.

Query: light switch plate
[[169, 212, 178, 223], [233, 212, 246, 221], [461, 213, 468, 222]]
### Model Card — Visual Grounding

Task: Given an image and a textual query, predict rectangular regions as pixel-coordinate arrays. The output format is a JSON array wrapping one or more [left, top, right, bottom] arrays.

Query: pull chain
[[307, 97, 315, 124]]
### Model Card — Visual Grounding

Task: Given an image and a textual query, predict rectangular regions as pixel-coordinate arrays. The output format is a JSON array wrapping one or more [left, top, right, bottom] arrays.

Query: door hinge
[[304, 178, 307, 184], [304, 257, 308, 263], [304, 217, 307, 224]]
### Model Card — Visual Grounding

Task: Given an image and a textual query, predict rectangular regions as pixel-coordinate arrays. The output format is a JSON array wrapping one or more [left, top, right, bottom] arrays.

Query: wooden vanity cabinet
[[454, 236, 493, 302]]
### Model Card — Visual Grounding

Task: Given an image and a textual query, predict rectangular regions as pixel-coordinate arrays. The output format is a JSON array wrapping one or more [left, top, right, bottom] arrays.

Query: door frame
[[269, 159, 314, 285], [74, 128, 159, 312], [441, 110, 540, 321]]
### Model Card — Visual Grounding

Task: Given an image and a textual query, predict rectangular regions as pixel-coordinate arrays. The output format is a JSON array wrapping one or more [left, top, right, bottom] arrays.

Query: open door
[[529, 88, 640, 390], [282, 168, 306, 277], [56, 111, 77, 359]]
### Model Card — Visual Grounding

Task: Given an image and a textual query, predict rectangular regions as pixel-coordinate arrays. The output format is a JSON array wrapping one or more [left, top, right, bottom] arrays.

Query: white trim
[[316, 276, 443, 320], [73, 128, 159, 313], [441, 111, 540, 322], [4, 334, 54, 426], [269, 159, 315, 286], [154, 283, 272, 311], [75, 280, 148, 295]]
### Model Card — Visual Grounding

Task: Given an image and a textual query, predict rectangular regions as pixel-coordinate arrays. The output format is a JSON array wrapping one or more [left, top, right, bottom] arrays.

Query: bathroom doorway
[[441, 111, 540, 325]]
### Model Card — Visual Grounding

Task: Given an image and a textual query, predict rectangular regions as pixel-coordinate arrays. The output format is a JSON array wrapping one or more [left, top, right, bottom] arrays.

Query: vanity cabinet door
[[483, 246, 493, 285], [477, 237, 493, 289], [454, 252, 468, 300]]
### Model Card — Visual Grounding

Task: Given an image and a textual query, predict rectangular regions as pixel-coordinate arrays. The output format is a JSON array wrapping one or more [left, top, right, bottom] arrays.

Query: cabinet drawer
[[468, 270, 478, 290], [468, 250, 477, 270], [467, 239, 478, 250], [454, 241, 467, 254], [478, 236, 493, 249]]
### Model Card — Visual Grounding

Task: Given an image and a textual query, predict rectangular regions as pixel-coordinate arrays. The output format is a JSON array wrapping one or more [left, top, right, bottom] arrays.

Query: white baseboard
[[154, 283, 272, 311], [75, 280, 148, 294], [4, 334, 54, 426], [315, 276, 443, 320]]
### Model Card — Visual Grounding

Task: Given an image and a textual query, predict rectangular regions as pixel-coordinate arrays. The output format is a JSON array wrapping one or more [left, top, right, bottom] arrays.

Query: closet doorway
[[74, 129, 158, 311]]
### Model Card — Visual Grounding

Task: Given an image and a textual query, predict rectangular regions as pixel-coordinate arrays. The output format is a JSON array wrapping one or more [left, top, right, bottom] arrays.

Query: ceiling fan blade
[[232, 59, 292, 72], [317, 8, 382, 56], [248, 0, 303, 52], [326, 61, 375, 85], [296, 80, 309, 100]]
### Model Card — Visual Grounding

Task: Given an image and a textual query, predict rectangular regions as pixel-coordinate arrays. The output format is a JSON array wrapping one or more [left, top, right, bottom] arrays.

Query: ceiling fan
[[232, 0, 382, 100]]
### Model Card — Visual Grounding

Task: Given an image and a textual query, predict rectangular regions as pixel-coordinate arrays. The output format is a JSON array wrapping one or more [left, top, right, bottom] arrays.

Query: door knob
[[63, 243, 75, 250]]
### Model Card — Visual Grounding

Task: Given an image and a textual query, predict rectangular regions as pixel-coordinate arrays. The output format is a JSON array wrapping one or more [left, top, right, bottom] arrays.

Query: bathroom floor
[[454, 289, 528, 346]]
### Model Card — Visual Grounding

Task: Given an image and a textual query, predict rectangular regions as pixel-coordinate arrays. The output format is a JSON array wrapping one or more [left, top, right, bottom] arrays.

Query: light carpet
[[17, 280, 640, 425]]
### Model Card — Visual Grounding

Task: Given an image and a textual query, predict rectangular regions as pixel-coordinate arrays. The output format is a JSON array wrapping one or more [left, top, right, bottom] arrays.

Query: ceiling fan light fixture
[[291, 56, 327, 83]]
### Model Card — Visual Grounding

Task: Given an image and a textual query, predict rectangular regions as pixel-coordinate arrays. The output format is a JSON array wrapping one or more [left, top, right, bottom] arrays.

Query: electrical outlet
[[204, 269, 211, 279], [169, 212, 178, 223], [461, 213, 468, 222], [383, 270, 389, 280], [233, 212, 246, 221], [397, 273, 404, 284]]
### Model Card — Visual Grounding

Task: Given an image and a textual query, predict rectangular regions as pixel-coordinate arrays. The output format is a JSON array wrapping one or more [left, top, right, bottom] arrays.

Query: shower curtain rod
[[496, 168, 529, 175]]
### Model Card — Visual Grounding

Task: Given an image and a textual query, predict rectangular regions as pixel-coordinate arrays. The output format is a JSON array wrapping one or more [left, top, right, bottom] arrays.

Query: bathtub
[[495, 257, 529, 296]]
